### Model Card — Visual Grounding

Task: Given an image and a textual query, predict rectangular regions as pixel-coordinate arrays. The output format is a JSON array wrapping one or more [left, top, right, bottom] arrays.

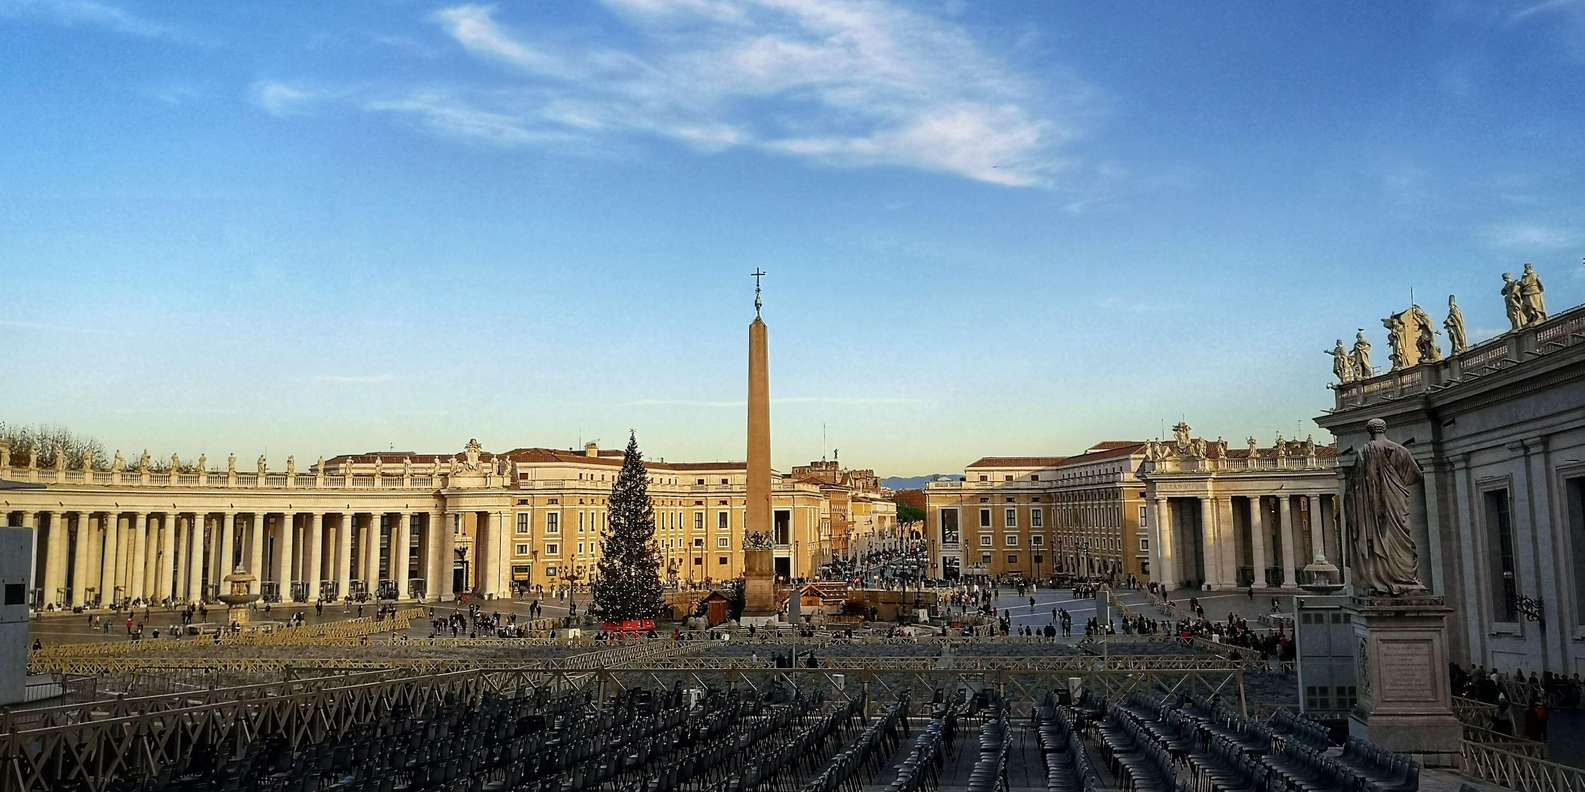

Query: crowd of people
[[1452, 663, 1581, 742]]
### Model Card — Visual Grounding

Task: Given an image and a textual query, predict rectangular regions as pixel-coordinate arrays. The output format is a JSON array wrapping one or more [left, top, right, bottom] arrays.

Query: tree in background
[[590, 432, 666, 623], [0, 422, 108, 469]]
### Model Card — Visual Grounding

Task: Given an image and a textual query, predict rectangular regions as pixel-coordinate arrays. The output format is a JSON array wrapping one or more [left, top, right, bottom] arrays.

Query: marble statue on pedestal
[[170, 452, 181, 471], [286, 456, 296, 477], [1246, 436, 1259, 458], [1502, 272, 1525, 330], [1381, 313, 1408, 369], [1345, 418, 1425, 596], [402, 457, 412, 477], [54, 445, 65, 472], [111, 451, 124, 473], [1351, 331, 1373, 378], [1410, 305, 1440, 363], [138, 450, 151, 473], [1443, 295, 1467, 354], [256, 455, 266, 477], [227, 453, 236, 475], [197, 453, 207, 472], [1327, 339, 1353, 383], [1519, 263, 1547, 325]]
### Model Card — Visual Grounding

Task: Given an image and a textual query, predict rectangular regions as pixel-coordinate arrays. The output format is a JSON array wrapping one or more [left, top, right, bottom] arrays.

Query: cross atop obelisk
[[751, 268, 766, 317]]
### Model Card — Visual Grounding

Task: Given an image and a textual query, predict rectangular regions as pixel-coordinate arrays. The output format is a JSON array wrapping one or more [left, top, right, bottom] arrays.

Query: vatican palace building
[[2, 438, 895, 610]]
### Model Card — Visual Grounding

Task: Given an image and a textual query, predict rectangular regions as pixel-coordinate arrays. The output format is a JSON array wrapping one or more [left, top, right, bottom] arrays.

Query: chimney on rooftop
[[584, 441, 599, 458]]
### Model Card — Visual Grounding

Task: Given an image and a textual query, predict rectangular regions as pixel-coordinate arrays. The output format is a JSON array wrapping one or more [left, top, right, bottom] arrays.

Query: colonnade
[[1149, 492, 1341, 590], [11, 507, 460, 609]]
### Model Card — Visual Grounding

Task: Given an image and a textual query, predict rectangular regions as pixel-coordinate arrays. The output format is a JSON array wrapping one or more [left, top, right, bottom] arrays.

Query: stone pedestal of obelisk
[[1346, 594, 1462, 767], [741, 300, 777, 623]]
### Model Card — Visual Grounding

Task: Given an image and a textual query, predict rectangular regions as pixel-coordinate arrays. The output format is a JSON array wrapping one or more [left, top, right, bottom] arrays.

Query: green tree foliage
[[590, 432, 666, 622]]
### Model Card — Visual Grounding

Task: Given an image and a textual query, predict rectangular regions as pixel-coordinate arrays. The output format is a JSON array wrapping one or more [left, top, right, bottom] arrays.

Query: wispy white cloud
[[1508, 0, 1584, 24], [314, 374, 397, 384], [250, 81, 332, 117], [261, 1, 1100, 188], [623, 396, 923, 408], [1479, 220, 1582, 250], [0, 0, 174, 39]]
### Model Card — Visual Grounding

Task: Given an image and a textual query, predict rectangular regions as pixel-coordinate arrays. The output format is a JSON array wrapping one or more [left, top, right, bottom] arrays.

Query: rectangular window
[[1139, 505, 1148, 526], [515, 543, 529, 555], [692, 538, 703, 548], [546, 543, 560, 556], [1006, 554, 1019, 565], [979, 509, 991, 528], [1031, 509, 1043, 528], [516, 513, 529, 534], [1484, 488, 1519, 621], [1031, 535, 1044, 547], [718, 556, 728, 565], [546, 513, 560, 534], [774, 509, 791, 545], [1005, 534, 1019, 547], [717, 536, 729, 548], [1567, 477, 1585, 626], [717, 512, 728, 531], [1004, 508, 1017, 527], [577, 542, 584, 554], [980, 552, 992, 564], [940, 509, 960, 545], [695, 512, 704, 531], [1139, 537, 1150, 551], [546, 565, 557, 577], [979, 535, 992, 547]]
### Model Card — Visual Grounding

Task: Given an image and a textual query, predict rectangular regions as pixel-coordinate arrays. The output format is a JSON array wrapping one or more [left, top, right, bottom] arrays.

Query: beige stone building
[[923, 442, 1149, 582], [2, 437, 893, 609], [1138, 423, 1341, 590]]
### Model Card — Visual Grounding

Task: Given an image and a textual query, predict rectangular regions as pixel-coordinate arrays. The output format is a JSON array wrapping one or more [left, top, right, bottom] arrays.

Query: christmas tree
[[590, 431, 666, 623]]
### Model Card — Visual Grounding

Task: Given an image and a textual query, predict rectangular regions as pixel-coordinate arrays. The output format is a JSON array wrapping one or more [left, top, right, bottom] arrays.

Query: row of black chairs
[[1032, 697, 1100, 792], [966, 707, 1010, 792], [1143, 693, 1419, 792], [799, 696, 910, 792], [1339, 738, 1419, 792], [886, 699, 964, 792], [1267, 711, 1328, 752], [1096, 703, 1181, 792]]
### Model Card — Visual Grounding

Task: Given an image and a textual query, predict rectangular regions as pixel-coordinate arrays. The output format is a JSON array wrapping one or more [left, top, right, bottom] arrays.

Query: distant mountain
[[882, 474, 962, 490]]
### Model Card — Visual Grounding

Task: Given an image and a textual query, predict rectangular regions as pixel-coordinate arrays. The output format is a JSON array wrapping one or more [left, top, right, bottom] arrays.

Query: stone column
[[248, 513, 266, 594], [1278, 496, 1296, 587], [337, 513, 354, 601], [306, 513, 324, 601], [70, 512, 90, 608], [1216, 497, 1237, 589], [23, 512, 39, 602], [129, 512, 148, 602], [99, 512, 119, 606], [172, 514, 187, 602], [187, 513, 205, 603], [219, 512, 237, 577], [1305, 495, 1323, 561], [1155, 498, 1176, 589], [279, 511, 295, 601], [84, 514, 103, 605], [363, 513, 381, 589], [158, 512, 177, 603], [1251, 497, 1269, 589], [433, 510, 452, 601], [393, 512, 411, 598], [42, 511, 69, 606], [1200, 497, 1220, 588]]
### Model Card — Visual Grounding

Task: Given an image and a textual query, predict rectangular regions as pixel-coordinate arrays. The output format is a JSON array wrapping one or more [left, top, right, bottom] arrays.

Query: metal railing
[[1460, 740, 1585, 792]]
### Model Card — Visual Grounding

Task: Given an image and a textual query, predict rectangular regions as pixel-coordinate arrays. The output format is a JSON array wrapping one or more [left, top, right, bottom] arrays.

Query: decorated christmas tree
[[590, 431, 666, 623]]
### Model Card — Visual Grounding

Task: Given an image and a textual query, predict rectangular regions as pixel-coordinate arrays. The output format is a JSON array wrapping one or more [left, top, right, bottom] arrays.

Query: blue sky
[[3, 0, 1584, 476]]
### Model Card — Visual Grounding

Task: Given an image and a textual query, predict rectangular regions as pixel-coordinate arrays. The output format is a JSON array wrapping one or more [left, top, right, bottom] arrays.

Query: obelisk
[[742, 270, 776, 620], [746, 269, 772, 541]]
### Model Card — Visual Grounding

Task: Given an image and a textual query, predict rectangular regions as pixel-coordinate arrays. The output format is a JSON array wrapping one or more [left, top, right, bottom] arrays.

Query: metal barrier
[[1460, 740, 1585, 792]]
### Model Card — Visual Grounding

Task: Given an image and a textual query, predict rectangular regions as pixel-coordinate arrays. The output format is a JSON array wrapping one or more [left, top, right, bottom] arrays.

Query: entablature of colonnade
[[0, 483, 445, 515]]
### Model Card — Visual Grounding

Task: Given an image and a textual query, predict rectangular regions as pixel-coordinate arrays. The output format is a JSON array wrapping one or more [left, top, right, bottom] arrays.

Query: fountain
[[218, 565, 260, 627]]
